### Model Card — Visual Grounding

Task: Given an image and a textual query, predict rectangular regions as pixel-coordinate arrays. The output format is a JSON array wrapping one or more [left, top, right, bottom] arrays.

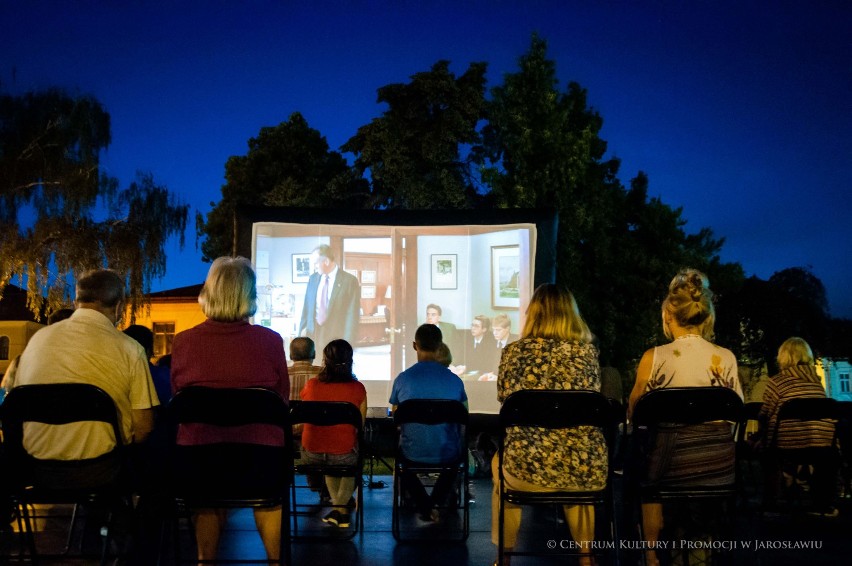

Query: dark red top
[[171, 319, 289, 446]]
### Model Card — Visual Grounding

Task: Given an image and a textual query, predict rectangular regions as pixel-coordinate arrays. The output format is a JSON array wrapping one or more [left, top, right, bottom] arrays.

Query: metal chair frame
[[497, 389, 620, 565], [168, 386, 292, 565], [391, 399, 469, 542], [0, 383, 131, 565], [289, 400, 364, 541]]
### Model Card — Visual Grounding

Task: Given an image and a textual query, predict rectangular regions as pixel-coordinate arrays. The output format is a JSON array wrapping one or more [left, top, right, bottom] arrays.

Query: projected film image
[[251, 221, 537, 414]]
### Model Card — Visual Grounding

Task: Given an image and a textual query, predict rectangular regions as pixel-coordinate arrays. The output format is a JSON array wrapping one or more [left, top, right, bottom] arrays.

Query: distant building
[[127, 284, 205, 359], [820, 358, 852, 402]]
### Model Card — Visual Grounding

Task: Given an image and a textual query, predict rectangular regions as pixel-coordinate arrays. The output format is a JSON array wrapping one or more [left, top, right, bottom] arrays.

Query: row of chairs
[[2, 385, 845, 564]]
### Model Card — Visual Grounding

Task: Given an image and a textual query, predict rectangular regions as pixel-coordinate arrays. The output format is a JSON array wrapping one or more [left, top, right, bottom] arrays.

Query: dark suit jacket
[[299, 268, 360, 351], [463, 333, 497, 375]]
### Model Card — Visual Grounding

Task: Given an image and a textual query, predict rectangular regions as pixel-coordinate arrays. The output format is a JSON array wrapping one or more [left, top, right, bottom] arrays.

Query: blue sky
[[2, 0, 851, 316]]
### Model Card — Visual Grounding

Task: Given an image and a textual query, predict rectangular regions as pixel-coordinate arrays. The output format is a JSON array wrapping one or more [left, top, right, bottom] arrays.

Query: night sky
[[2, 1, 850, 317]]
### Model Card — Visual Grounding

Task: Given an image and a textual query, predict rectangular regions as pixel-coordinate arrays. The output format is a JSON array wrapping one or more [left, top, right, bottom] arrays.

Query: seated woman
[[171, 256, 289, 564], [300, 339, 367, 528], [755, 337, 837, 516], [628, 268, 741, 566], [491, 284, 606, 566]]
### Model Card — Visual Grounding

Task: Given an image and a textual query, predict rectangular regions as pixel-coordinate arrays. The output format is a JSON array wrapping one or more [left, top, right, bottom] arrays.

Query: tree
[[198, 112, 367, 261], [478, 36, 743, 370], [342, 60, 487, 209], [0, 89, 188, 320]]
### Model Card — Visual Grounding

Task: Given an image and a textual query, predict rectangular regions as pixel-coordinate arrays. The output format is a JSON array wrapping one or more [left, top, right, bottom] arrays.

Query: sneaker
[[335, 512, 351, 528]]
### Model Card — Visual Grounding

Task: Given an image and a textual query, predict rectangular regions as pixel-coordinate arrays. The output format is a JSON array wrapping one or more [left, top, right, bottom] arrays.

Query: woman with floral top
[[628, 268, 741, 566], [491, 284, 606, 566]]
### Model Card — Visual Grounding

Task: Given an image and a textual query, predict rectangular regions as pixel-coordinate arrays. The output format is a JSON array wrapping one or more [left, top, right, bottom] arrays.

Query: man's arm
[[131, 408, 155, 443]]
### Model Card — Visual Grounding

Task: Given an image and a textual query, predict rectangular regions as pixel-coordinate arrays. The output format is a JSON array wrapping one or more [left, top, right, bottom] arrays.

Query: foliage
[[0, 89, 187, 320], [342, 60, 487, 209], [198, 112, 368, 261]]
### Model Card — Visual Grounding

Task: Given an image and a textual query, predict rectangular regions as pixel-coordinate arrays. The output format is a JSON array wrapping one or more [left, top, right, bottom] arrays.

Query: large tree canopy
[[0, 89, 187, 320], [343, 60, 487, 209], [199, 112, 367, 261]]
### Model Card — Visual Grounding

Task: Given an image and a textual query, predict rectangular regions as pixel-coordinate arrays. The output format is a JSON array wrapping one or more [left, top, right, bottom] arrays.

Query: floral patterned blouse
[[498, 337, 608, 489]]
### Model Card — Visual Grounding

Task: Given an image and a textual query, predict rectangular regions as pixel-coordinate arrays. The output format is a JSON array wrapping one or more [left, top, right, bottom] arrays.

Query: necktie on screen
[[317, 275, 329, 325]]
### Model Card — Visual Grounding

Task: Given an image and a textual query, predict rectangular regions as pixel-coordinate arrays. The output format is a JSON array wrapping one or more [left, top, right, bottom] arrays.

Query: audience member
[[628, 268, 741, 566], [14, 271, 158, 487], [754, 337, 838, 516], [491, 284, 605, 566], [171, 256, 289, 564], [389, 324, 467, 522], [298, 244, 360, 353], [123, 324, 171, 404], [289, 337, 323, 401], [299, 339, 367, 528]]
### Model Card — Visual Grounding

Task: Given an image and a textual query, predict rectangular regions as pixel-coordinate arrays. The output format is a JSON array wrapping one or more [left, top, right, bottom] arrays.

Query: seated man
[[14, 269, 159, 488], [389, 324, 467, 522], [425, 303, 461, 360]]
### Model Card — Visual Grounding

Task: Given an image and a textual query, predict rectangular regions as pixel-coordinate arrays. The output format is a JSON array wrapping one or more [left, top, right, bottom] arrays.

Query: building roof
[[147, 283, 204, 300]]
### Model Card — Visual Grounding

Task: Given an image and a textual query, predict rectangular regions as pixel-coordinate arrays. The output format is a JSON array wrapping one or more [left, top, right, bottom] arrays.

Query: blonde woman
[[756, 337, 836, 516], [628, 268, 741, 566], [492, 284, 606, 566], [171, 256, 289, 563]]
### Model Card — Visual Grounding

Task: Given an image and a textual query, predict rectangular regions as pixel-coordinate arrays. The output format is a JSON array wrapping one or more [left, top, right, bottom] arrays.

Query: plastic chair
[[168, 386, 292, 565], [391, 399, 469, 542], [769, 397, 839, 512], [497, 389, 620, 565], [0, 383, 132, 565], [289, 400, 364, 540], [630, 386, 743, 564]]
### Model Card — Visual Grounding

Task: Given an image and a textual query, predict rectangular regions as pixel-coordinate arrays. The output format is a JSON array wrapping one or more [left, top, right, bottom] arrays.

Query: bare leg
[[642, 502, 663, 566], [253, 506, 282, 564], [565, 504, 595, 565], [192, 508, 227, 564]]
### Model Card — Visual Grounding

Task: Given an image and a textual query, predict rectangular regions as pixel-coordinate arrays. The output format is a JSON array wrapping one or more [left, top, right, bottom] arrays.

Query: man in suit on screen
[[298, 244, 361, 353]]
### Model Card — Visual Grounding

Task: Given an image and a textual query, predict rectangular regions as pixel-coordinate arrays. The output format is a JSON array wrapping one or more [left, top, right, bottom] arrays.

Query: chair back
[[632, 386, 743, 428], [772, 397, 839, 448], [290, 400, 363, 431], [392, 399, 468, 426], [1, 383, 123, 461], [500, 389, 614, 430], [168, 385, 288, 429]]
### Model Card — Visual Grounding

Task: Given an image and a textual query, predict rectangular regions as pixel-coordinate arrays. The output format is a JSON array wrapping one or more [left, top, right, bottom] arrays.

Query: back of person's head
[[521, 283, 592, 342], [662, 268, 715, 340], [776, 337, 815, 370], [157, 354, 172, 368], [123, 324, 154, 357], [493, 313, 511, 330], [47, 308, 74, 325], [473, 314, 491, 331], [414, 323, 443, 353], [435, 342, 453, 367], [319, 339, 355, 383], [290, 337, 316, 362], [76, 269, 125, 308], [199, 256, 257, 322]]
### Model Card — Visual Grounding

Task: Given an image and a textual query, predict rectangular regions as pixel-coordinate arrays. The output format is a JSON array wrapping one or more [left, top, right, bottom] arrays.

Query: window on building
[[153, 322, 176, 358], [0, 335, 9, 360], [840, 372, 850, 394]]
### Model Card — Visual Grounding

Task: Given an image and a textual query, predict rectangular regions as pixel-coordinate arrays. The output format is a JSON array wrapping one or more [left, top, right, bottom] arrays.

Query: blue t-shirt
[[388, 361, 467, 464]]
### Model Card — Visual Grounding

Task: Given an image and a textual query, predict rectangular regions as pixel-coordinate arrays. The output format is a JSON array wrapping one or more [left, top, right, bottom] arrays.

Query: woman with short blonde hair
[[198, 256, 257, 321]]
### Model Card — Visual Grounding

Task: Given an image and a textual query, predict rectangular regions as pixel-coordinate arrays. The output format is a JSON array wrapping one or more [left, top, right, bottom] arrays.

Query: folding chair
[[0, 383, 132, 565], [391, 399, 469, 542], [497, 389, 620, 565], [168, 386, 292, 565], [769, 397, 839, 513], [631, 386, 743, 565], [289, 400, 364, 540]]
